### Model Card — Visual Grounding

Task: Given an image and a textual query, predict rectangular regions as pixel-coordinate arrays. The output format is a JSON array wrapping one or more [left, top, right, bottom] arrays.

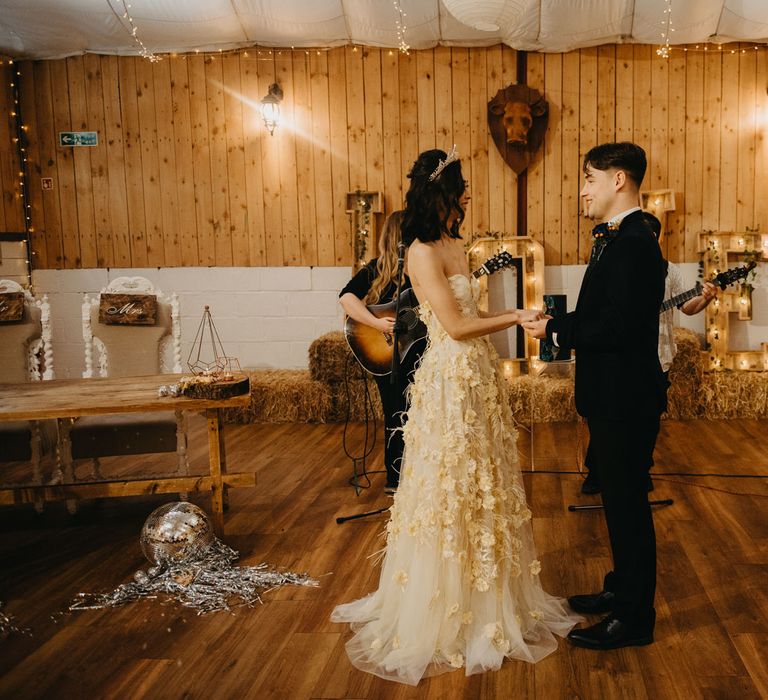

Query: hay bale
[[329, 377, 384, 422], [221, 370, 336, 424], [671, 327, 704, 375], [308, 331, 358, 383], [700, 371, 768, 419], [666, 327, 705, 419], [505, 375, 577, 425]]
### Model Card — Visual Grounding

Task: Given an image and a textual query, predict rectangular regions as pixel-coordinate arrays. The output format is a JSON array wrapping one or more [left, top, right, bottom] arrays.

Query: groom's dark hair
[[583, 142, 647, 188]]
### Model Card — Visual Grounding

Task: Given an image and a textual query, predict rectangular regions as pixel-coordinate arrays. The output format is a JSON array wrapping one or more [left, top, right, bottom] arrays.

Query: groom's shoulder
[[619, 210, 655, 237], [617, 214, 657, 250]]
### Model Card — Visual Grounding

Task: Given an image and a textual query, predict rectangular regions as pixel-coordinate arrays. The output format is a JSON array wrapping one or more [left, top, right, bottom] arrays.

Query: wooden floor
[[1, 418, 767, 699]]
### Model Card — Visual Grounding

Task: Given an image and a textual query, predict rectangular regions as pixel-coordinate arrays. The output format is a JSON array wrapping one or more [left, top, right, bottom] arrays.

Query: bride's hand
[[516, 309, 547, 324]]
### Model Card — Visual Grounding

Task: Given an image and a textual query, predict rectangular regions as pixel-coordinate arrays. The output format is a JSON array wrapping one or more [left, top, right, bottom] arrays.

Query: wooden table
[[0, 374, 254, 533]]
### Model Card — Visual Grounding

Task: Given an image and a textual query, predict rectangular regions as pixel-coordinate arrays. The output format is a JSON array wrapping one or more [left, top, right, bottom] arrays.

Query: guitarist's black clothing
[[340, 260, 427, 490], [341, 259, 403, 303], [546, 210, 666, 631]]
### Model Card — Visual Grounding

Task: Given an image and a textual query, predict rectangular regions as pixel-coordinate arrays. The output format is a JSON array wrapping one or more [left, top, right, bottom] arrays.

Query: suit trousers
[[587, 416, 660, 630]]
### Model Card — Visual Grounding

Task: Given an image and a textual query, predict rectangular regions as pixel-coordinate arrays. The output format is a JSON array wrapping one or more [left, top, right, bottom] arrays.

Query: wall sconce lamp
[[260, 83, 283, 135]]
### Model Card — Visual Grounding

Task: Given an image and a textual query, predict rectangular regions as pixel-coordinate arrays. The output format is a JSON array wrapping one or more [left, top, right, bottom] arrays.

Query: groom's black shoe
[[567, 590, 615, 615], [567, 615, 654, 650]]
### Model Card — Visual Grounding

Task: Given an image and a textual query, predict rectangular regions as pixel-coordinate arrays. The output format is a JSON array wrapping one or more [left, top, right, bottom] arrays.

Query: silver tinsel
[[0, 602, 31, 638], [157, 383, 181, 397], [68, 503, 318, 615]]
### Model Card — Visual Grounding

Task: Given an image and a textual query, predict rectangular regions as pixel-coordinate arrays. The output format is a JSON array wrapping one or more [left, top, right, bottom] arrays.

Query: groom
[[523, 142, 667, 650]]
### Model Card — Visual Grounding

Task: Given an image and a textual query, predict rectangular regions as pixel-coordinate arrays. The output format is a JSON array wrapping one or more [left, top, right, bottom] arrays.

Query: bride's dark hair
[[401, 149, 466, 246]]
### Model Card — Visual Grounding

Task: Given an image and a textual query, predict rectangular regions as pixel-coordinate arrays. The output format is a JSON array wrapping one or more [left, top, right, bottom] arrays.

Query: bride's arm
[[478, 308, 540, 320], [409, 244, 522, 341], [478, 308, 506, 318]]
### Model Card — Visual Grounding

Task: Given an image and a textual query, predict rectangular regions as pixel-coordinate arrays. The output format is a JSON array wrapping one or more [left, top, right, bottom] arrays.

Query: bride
[[331, 147, 580, 685]]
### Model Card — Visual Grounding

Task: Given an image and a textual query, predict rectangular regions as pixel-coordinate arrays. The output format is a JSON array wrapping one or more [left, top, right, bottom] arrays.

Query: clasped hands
[[520, 311, 552, 339]]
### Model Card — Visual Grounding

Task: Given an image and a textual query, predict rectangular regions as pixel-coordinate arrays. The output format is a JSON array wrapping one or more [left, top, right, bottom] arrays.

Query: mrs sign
[[0, 291, 24, 323], [98, 293, 158, 325], [488, 84, 549, 175]]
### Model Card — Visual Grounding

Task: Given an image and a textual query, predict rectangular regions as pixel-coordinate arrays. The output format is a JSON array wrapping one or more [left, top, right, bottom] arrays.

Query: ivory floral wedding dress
[[332, 274, 580, 685]]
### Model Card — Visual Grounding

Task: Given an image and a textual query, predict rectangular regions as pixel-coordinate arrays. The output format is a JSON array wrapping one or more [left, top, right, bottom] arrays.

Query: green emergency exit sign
[[59, 131, 98, 147]]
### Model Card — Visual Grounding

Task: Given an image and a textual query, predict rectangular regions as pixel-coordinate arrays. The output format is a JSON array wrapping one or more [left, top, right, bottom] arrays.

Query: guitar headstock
[[712, 261, 757, 290], [477, 250, 515, 276]]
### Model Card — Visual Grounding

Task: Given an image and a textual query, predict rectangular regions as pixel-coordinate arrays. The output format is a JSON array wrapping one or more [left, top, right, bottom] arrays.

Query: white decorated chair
[[58, 276, 188, 485], [0, 280, 55, 510]]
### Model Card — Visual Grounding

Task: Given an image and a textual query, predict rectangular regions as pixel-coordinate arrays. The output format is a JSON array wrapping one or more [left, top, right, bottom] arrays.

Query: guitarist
[[339, 210, 427, 495], [580, 211, 719, 496], [650, 213, 719, 381]]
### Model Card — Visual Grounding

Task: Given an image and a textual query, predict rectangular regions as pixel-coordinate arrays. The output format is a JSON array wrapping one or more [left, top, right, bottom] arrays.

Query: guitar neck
[[661, 285, 700, 313], [472, 265, 490, 279]]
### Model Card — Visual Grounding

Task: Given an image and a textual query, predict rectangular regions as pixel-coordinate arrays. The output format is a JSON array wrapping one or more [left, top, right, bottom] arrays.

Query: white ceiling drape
[[0, 0, 766, 59]]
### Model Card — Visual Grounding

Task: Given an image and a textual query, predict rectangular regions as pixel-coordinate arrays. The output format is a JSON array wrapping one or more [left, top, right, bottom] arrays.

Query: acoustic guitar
[[344, 251, 516, 375], [660, 261, 756, 313]]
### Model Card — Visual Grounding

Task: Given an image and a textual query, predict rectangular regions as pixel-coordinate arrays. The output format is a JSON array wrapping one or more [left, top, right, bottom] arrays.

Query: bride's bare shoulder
[[408, 239, 441, 265]]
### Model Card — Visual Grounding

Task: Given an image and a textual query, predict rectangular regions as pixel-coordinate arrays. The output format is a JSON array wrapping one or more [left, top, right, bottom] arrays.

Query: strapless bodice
[[418, 274, 480, 339]]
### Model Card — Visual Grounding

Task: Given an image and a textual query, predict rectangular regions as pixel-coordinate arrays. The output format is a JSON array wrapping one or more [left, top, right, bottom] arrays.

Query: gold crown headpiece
[[428, 144, 459, 182]]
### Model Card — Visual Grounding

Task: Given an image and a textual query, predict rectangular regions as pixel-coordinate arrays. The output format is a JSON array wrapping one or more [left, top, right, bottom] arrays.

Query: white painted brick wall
[[0, 240, 29, 284], [30, 267, 349, 378], [27, 263, 767, 379]]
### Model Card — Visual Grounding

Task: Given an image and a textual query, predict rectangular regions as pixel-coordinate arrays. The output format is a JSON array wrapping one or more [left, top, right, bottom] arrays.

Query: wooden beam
[[516, 50, 527, 236], [0, 472, 255, 505]]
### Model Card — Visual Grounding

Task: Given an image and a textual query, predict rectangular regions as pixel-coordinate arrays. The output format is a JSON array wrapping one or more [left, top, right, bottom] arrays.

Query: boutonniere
[[592, 220, 620, 240]]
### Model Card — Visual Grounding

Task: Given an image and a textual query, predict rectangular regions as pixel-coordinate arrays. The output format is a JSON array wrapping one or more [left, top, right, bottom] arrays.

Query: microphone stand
[[568, 499, 673, 512], [389, 241, 407, 386], [337, 242, 407, 526]]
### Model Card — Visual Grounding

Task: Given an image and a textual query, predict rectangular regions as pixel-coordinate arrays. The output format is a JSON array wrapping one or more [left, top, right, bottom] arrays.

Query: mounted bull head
[[488, 84, 548, 174]]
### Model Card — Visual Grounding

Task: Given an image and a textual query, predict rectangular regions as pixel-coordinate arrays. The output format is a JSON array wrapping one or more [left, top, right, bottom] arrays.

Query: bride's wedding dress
[[332, 274, 579, 685]]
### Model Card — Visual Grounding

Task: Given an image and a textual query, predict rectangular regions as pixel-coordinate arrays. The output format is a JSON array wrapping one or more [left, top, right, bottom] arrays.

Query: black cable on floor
[[342, 354, 384, 493], [518, 469, 767, 478], [518, 469, 768, 499]]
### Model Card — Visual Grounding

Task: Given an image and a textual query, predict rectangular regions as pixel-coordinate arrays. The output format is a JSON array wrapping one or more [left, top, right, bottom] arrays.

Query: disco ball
[[140, 502, 214, 565]]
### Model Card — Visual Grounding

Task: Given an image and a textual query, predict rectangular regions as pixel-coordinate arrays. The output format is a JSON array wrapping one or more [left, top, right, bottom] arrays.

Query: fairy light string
[[109, 0, 161, 62], [656, 0, 673, 58], [5, 58, 34, 288], [393, 0, 410, 55]]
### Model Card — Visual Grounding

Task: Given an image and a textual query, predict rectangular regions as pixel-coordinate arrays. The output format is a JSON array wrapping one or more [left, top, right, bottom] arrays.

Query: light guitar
[[345, 251, 516, 375], [660, 261, 756, 313]]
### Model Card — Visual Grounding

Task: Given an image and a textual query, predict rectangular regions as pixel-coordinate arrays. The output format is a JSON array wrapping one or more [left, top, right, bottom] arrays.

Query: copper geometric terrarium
[[179, 306, 249, 399], [187, 305, 242, 381]]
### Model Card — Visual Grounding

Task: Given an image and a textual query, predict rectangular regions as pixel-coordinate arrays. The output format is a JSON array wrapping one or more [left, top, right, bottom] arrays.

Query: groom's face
[[580, 165, 617, 221]]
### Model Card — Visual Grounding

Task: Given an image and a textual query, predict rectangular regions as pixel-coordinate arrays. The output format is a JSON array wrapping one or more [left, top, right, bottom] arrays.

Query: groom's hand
[[516, 309, 545, 323], [522, 317, 550, 339]]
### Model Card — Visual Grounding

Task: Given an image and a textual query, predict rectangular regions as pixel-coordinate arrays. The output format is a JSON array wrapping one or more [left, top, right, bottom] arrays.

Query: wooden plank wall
[[0, 59, 24, 234], [4, 44, 768, 268]]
